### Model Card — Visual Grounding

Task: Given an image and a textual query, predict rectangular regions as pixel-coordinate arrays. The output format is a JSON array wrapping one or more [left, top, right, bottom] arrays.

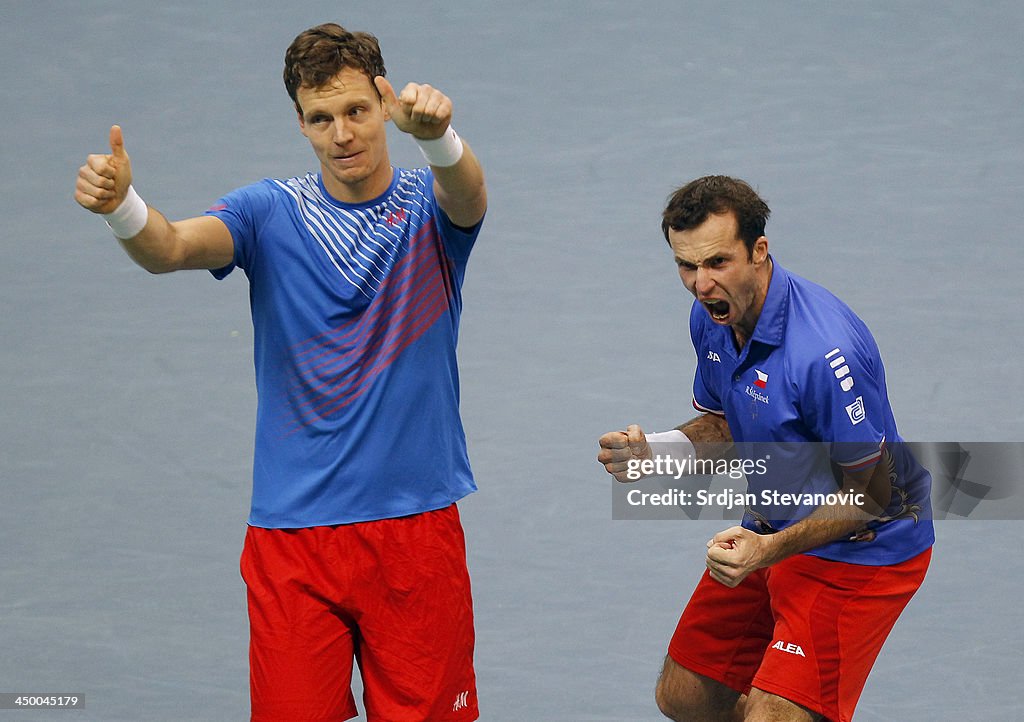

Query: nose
[[694, 266, 716, 296], [333, 118, 354, 145]]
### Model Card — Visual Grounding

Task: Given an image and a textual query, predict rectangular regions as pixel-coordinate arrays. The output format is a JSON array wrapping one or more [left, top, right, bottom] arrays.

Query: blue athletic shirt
[[205, 167, 480, 528], [690, 258, 934, 565]]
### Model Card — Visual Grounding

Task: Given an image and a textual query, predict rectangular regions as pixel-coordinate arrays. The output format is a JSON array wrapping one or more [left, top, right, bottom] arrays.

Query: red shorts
[[240, 504, 478, 722], [668, 548, 931, 722]]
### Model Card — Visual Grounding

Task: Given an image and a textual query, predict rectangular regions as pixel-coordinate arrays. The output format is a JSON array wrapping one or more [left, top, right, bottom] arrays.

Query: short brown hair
[[283, 23, 386, 113], [661, 175, 771, 256]]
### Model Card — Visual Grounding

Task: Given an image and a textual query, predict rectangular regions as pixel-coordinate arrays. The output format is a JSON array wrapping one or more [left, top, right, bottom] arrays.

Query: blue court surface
[[2, 1, 1022, 719]]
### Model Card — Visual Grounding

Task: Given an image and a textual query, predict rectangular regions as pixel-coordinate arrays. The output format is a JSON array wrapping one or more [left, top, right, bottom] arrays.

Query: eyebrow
[[675, 250, 735, 266], [302, 95, 374, 120]]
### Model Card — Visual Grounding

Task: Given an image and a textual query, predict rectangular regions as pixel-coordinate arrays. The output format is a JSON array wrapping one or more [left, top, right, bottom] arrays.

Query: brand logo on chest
[[384, 208, 407, 226], [745, 368, 770, 404]]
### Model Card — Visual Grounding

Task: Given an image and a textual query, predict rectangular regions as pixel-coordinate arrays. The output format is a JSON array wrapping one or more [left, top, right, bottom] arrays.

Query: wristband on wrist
[[415, 126, 463, 168], [103, 185, 149, 239], [644, 429, 696, 461]]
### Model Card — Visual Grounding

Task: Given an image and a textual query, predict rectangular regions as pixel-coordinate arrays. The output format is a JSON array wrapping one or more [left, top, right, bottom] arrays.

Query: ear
[[752, 236, 769, 265], [380, 96, 391, 122]]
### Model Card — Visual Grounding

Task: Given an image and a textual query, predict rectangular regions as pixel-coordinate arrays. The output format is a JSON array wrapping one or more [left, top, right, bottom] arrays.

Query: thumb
[[373, 76, 398, 108], [109, 124, 127, 159], [709, 526, 743, 549], [625, 424, 650, 460]]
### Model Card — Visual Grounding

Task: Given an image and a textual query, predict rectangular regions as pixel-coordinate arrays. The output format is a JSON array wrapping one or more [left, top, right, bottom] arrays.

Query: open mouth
[[702, 299, 730, 321]]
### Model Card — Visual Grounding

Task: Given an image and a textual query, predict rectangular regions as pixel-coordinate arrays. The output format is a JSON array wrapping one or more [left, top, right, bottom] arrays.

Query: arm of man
[[597, 413, 734, 482], [677, 412, 733, 461], [75, 125, 235, 274], [704, 459, 891, 587], [374, 77, 487, 228]]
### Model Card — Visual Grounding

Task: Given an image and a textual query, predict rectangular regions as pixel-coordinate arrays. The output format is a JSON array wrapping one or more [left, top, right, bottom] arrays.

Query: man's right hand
[[597, 424, 652, 483], [75, 125, 132, 214]]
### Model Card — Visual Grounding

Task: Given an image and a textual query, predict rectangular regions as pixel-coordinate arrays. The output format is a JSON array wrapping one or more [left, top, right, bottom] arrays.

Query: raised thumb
[[109, 124, 127, 158]]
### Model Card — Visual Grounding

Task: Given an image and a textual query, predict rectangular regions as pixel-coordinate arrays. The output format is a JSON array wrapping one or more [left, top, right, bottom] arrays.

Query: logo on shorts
[[845, 396, 866, 425], [453, 690, 470, 712], [771, 640, 806, 657]]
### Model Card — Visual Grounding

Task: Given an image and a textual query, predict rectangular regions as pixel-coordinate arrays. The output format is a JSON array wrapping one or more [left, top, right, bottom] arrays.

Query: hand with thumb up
[[75, 125, 133, 214]]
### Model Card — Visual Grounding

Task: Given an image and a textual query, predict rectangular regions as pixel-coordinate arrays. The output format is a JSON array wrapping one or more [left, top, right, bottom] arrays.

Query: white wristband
[[644, 429, 696, 461], [103, 185, 149, 239], [415, 126, 463, 168]]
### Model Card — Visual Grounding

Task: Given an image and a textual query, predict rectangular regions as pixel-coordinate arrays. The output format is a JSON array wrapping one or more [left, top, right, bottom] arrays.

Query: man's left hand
[[374, 77, 452, 140], [705, 526, 775, 588]]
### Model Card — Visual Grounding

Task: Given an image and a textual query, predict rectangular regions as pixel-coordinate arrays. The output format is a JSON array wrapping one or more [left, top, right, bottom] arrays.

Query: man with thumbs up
[[76, 23, 485, 722]]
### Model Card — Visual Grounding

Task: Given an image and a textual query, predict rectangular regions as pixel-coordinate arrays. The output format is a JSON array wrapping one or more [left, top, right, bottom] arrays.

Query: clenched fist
[[597, 424, 652, 483]]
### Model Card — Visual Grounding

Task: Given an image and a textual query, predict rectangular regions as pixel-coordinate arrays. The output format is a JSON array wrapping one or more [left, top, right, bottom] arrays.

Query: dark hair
[[283, 23, 386, 113], [661, 175, 771, 256]]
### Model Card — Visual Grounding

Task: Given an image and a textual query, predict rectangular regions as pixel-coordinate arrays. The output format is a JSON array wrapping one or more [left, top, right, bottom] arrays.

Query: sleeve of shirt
[[426, 169, 483, 289], [689, 301, 725, 415], [802, 333, 887, 471], [204, 181, 275, 280]]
